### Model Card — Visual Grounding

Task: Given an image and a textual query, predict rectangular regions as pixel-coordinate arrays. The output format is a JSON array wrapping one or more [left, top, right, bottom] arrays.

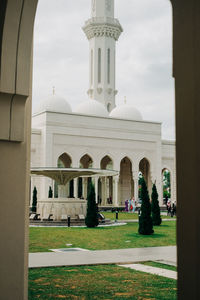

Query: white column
[[134, 178, 138, 202], [133, 168, 139, 202], [58, 185, 67, 198], [94, 176, 99, 204], [101, 177, 106, 205], [83, 178, 88, 199], [74, 178, 78, 198], [113, 176, 119, 207], [66, 182, 70, 197], [105, 177, 109, 204]]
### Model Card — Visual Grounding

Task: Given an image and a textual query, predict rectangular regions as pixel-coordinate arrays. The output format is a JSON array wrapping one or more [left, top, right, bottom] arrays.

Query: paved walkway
[[119, 263, 177, 280], [117, 218, 175, 223], [29, 245, 176, 269]]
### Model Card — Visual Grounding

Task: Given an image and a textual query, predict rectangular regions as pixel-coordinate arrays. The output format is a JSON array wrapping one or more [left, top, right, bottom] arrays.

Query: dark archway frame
[[1, 0, 200, 299]]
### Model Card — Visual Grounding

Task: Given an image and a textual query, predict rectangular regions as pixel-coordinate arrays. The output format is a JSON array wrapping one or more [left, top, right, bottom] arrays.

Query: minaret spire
[[83, 0, 123, 112]]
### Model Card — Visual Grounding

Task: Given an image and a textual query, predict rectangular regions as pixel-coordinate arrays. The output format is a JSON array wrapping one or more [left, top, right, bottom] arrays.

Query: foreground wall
[[0, 1, 38, 299], [172, 0, 200, 298]]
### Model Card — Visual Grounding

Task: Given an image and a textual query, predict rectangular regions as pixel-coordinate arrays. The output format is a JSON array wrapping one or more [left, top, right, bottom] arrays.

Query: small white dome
[[110, 105, 143, 121], [74, 100, 109, 118], [35, 95, 72, 114]]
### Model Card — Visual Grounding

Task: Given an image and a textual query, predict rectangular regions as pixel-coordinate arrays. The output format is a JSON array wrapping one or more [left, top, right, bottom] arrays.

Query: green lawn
[[141, 261, 177, 272], [29, 265, 177, 300], [102, 211, 175, 220], [29, 221, 176, 252]]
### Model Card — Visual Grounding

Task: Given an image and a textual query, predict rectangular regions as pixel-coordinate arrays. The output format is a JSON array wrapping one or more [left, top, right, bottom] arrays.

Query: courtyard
[[29, 217, 177, 299]]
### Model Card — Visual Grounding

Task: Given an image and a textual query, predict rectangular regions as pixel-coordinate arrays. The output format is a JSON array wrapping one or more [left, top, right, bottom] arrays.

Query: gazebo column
[[94, 176, 99, 204], [67, 183, 70, 197], [101, 177, 107, 205], [73, 178, 78, 198], [58, 185, 67, 198], [83, 177, 87, 199], [106, 177, 110, 204], [113, 176, 119, 207]]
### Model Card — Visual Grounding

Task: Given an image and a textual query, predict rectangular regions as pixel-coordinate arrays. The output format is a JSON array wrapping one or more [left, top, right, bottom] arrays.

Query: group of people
[[125, 197, 137, 213], [166, 200, 176, 217]]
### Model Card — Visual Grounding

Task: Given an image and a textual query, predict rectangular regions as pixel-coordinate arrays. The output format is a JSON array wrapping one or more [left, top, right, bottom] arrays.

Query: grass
[[29, 265, 177, 300], [141, 261, 177, 272], [29, 221, 176, 252], [102, 211, 176, 220]]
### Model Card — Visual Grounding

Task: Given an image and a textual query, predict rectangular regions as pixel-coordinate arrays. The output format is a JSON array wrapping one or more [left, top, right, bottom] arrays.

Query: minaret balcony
[[83, 17, 123, 41]]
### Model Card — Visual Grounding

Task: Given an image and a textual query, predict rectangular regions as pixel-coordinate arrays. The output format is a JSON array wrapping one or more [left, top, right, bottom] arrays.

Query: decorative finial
[[53, 86, 55, 95], [124, 96, 127, 104]]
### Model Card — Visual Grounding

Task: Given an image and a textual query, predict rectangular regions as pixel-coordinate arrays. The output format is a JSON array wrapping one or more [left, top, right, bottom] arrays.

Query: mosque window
[[98, 48, 101, 83], [91, 49, 93, 85], [107, 48, 111, 84]]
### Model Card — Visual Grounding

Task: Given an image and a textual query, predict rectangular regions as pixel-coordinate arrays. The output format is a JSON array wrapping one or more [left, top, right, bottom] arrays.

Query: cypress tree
[[151, 183, 162, 225], [32, 187, 37, 213], [48, 186, 53, 198], [138, 178, 154, 235], [85, 182, 99, 228]]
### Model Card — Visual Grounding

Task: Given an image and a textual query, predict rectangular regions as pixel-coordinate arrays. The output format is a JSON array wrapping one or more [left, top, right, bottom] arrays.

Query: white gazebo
[[31, 167, 118, 220]]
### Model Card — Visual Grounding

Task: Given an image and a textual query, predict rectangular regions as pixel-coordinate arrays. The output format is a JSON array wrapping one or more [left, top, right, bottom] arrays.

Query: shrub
[[48, 186, 53, 198], [151, 183, 162, 226], [32, 187, 37, 213], [85, 182, 99, 228], [138, 178, 154, 235]]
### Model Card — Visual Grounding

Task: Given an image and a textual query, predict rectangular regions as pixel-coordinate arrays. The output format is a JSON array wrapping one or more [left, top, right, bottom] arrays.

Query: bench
[[42, 214, 53, 221]]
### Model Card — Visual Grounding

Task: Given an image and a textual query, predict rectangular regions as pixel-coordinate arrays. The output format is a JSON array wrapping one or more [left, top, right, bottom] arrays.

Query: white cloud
[[33, 0, 175, 140]]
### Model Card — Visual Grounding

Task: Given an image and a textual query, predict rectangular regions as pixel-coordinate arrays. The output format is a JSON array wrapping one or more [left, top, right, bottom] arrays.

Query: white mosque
[[31, 0, 176, 214]]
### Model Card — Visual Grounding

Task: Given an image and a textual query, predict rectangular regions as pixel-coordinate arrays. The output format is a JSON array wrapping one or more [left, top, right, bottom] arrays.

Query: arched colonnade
[[55, 152, 153, 207]]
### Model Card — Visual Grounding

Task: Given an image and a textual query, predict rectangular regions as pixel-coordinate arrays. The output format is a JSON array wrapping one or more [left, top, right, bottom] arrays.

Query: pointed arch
[[162, 168, 171, 204], [119, 156, 134, 205], [80, 154, 93, 169], [58, 153, 72, 168], [139, 157, 151, 193], [100, 155, 113, 170]]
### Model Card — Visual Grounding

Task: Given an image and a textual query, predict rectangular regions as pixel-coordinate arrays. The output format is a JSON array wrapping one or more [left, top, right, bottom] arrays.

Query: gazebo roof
[[31, 167, 118, 185]]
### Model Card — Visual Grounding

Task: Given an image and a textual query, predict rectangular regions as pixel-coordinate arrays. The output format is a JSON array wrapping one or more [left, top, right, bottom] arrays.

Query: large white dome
[[109, 105, 143, 121], [35, 95, 72, 114], [74, 99, 109, 118]]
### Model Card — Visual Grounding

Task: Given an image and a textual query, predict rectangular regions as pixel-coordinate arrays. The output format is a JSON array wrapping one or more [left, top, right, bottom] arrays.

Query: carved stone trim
[[83, 17, 123, 41]]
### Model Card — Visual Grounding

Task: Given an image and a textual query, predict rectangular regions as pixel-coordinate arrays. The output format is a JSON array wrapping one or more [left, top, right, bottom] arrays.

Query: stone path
[[118, 218, 176, 223], [119, 263, 177, 280], [29, 245, 176, 269]]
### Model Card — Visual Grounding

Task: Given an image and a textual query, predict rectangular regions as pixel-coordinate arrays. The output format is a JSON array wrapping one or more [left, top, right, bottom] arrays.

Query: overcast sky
[[33, 0, 175, 140]]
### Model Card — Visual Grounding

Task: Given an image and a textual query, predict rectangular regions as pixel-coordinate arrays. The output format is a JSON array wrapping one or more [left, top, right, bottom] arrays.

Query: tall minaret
[[83, 0, 123, 112]]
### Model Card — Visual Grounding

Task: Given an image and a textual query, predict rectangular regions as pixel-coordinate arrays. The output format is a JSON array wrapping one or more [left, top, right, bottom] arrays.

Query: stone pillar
[[101, 177, 107, 205], [94, 176, 99, 204], [133, 169, 139, 202], [0, 2, 38, 299], [134, 177, 138, 202], [66, 182, 70, 197], [113, 176, 119, 207], [106, 177, 109, 203], [83, 178, 87, 199], [58, 185, 67, 198], [74, 178, 78, 198]]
